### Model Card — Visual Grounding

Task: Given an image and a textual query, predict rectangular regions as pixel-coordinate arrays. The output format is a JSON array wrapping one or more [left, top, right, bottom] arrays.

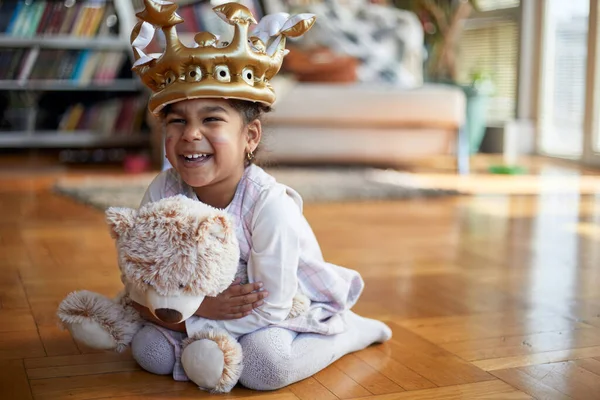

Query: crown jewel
[[131, 0, 316, 115]]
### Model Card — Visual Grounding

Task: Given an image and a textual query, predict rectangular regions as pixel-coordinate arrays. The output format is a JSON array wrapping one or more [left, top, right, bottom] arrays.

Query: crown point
[[194, 32, 218, 47], [136, 0, 184, 27], [213, 3, 257, 25], [281, 14, 317, 38]]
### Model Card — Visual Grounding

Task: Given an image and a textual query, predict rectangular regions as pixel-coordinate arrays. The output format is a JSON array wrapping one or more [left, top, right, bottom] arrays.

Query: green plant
[[392, 0, 479, 83], [466, 67, 495, 95]]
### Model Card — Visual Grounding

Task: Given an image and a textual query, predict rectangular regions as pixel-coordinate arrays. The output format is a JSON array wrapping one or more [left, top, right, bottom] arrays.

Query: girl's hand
[[131, 301, 186, 332], [195, 278, 268, 320]]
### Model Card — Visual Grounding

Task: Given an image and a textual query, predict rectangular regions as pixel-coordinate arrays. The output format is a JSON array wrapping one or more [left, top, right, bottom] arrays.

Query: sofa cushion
[[288, 1, 425, 87], [268, 82, 466, 130], [259, 126, 455, 165]]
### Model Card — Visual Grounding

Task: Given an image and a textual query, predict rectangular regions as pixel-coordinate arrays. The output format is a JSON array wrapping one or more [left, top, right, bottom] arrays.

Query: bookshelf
[[0, 131, 149, 148], [0, 0, 149, 158], [0, 80, 141, 91], [0, 35, 130, 50]]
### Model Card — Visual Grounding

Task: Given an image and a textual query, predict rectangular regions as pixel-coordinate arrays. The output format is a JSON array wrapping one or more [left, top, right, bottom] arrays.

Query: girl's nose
[[182, 125, 203, 142]]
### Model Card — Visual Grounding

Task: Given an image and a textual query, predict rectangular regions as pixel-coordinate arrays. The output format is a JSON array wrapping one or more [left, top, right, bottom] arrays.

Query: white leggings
[[131, 311, 391, 391]]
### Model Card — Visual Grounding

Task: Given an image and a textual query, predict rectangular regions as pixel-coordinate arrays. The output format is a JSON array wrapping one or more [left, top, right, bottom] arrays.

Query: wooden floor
[[2, 157, 600, 399]]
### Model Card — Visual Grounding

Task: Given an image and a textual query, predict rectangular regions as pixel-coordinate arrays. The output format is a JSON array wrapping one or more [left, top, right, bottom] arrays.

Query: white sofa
[[260, 78, 468, 172], [256, 0, 469, 173]]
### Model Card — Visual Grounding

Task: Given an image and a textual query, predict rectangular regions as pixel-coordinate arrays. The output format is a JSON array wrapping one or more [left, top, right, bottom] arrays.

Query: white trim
[[582, 0, 600, 165], [516, 0, 537, 120]]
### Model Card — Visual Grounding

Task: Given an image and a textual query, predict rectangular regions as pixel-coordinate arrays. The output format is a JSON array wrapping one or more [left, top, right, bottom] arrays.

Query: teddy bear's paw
[[182, 329, 243, 393], [68, 320, 119, 350], [57, 290, 142, 352], [287, 292, 310, 319], [181, 339, 225, 391]]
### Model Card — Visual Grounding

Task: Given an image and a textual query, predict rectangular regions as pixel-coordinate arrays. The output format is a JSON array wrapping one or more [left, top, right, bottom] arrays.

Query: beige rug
[[54, 167, 460, 210], [376, 172, 600, 195]]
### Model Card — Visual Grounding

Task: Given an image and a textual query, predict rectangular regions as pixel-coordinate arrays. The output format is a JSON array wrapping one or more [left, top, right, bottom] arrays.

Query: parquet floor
[[2, 158, 600, 399]]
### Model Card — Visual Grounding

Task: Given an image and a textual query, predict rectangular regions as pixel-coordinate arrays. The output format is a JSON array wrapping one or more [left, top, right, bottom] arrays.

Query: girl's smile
[[162, 98, 261, 208], [180, 153, 213, 167]]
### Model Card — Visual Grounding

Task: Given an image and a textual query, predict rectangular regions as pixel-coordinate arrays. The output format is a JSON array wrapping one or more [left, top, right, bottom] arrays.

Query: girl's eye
[[203, 117, 222, 123], [167, 118, 185, 125]]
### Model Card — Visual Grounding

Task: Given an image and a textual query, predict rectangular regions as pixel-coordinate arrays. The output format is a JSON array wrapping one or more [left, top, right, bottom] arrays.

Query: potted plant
[[392, 0, 494, 153], [463, 67, 495, 153]]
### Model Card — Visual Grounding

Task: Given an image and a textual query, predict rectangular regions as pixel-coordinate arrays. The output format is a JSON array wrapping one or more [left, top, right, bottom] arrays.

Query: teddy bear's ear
[[105, 207, 136, 239], [196, 215, 231, 243]]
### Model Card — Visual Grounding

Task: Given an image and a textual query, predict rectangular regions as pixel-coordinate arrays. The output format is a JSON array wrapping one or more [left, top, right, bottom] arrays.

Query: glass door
[[538, 0, 590, 158], [582, 0, 600, 165]]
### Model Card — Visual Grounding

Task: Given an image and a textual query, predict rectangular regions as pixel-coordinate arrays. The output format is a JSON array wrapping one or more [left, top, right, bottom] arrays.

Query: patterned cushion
[[291, 0, 424, 88]]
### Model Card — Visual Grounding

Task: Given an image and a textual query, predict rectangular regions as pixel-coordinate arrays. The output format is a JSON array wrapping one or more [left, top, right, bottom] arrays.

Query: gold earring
[[247, 151, 255, 162]]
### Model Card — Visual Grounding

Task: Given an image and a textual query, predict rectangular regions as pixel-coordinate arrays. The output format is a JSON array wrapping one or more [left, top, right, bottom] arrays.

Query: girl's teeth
[[183, 154, 209, 161]]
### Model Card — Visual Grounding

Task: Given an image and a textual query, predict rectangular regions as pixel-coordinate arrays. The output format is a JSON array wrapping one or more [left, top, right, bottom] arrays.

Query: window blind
[[457, 18, 519, 123], [476, 0, 520, 12]]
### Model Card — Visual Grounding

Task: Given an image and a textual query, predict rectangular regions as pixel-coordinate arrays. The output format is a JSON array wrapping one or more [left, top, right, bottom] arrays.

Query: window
[[538, 0, 590, 157], [456, 1, 520, 124]]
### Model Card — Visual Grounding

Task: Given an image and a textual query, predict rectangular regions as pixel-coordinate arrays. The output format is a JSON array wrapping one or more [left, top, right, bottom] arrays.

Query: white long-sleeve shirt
[[139, 166, 364, 339], [185, 187, 304, 338]]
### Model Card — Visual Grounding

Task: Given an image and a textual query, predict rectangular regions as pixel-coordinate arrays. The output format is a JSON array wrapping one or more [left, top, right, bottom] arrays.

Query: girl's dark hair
[[228, 100, 271, 165], [227, 99, 271, 126], [159, 99, 271, 165]]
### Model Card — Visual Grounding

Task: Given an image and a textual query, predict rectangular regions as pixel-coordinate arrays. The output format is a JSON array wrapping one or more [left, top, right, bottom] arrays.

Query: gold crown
[[131, 0, 316, 115]]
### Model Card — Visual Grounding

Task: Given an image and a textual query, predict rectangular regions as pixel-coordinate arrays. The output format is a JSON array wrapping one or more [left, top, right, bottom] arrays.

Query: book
[[0, 2, 21, 33], [17, 48, 39, 82]]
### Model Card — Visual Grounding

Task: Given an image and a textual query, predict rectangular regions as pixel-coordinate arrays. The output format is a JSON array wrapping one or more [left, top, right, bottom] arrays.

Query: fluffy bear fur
[[57, 290, 142, 352], [108, 195, 240, 299], [57, 194, 309, 393]]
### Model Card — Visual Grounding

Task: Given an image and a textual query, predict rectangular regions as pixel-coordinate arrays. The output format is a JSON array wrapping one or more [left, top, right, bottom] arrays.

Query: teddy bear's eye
[[179, 283, 185, 289]]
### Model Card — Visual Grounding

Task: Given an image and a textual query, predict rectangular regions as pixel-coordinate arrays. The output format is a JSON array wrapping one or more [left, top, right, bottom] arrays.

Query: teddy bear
[[57, 194, 309, 393]]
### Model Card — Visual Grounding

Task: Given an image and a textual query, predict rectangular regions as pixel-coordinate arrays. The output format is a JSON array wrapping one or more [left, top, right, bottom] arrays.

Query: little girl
[[128, 0, 391, 391]]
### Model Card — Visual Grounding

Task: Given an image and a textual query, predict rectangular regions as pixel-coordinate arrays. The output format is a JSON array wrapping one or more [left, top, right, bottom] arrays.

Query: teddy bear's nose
[[155, 308, 183, 323]]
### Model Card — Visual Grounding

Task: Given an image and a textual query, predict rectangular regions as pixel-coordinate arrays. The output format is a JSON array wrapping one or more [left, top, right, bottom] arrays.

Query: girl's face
[[163, 98, 260, 189]]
